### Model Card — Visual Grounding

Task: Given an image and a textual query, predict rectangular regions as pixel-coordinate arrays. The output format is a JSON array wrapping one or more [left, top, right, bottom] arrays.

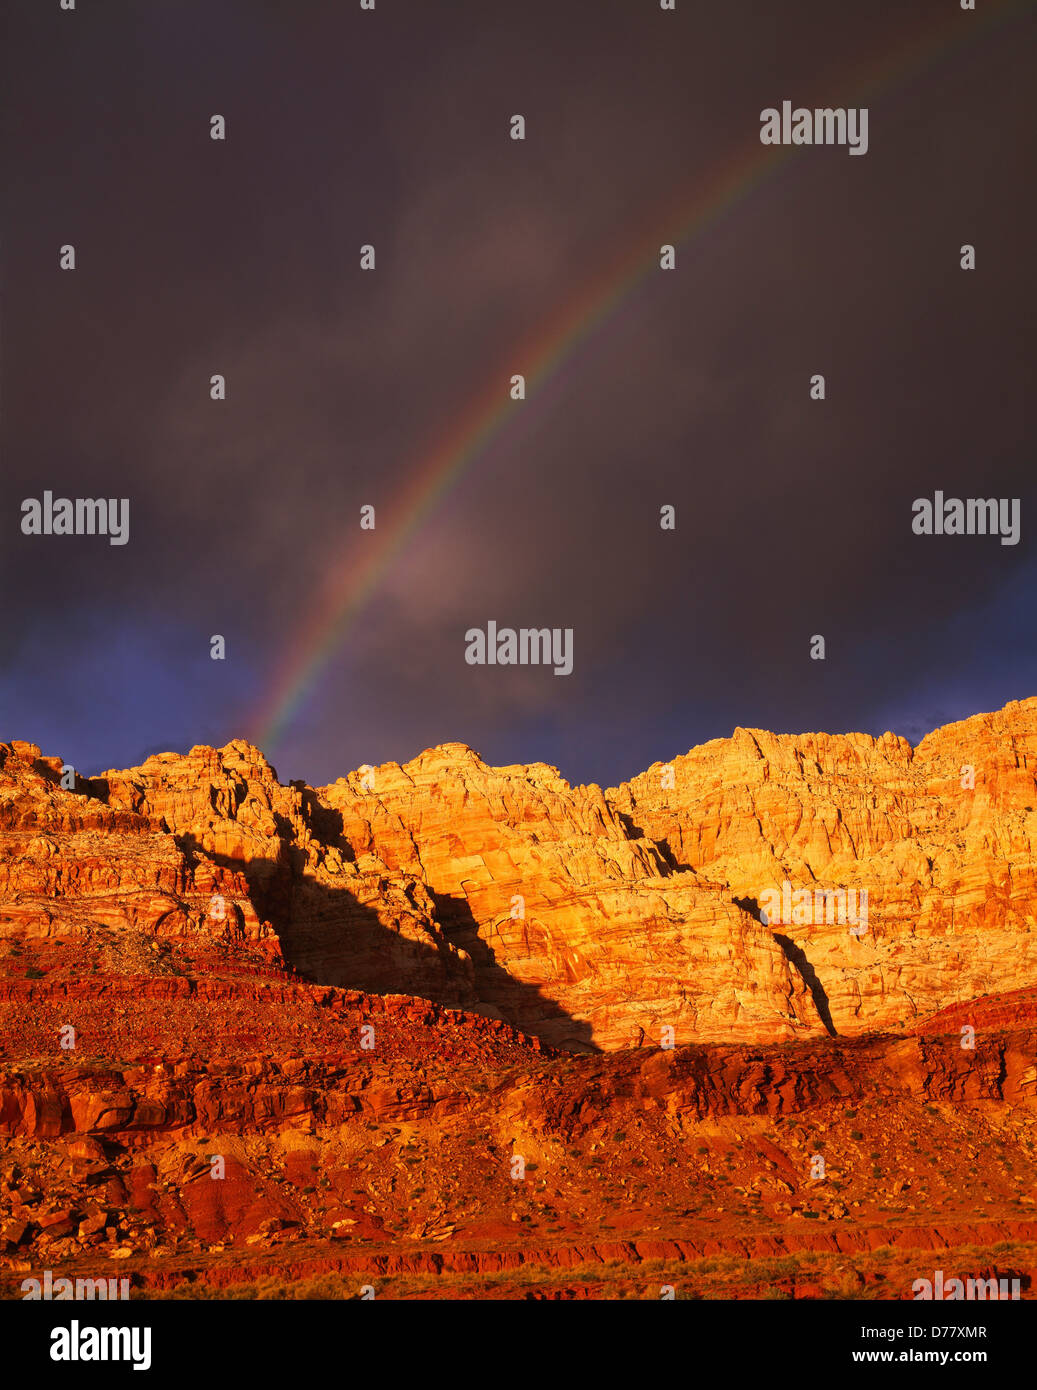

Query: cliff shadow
[[430, 889, 598, 1054], [176, 837, 597, 1052], [733, 893, 837, 1037], [612, 810, 694, 875]]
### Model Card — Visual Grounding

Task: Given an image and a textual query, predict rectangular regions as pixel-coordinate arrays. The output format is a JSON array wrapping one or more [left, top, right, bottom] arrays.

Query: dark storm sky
[[2, 0, 1035, 789]]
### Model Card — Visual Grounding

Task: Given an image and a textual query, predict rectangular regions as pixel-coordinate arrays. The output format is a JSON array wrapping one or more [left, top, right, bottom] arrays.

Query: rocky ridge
[[3, 698, 1037, 1050], [2, 704, 1037, 1298]]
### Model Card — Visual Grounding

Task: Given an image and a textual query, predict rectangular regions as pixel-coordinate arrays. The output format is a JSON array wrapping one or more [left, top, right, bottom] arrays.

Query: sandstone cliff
[[608, 697, 1037, 1038], [319, 744, 813, 1048], [3, 708, 1037, 1300], [3, 697, 1037, 1050]]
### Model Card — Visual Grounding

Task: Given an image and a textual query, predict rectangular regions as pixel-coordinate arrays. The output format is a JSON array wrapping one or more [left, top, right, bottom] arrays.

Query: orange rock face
[[5, 698, 1037, 1051], [89, 738, 477, 1010], [0, 740, 277, 968], [320, 744, 814, 1049], [320, 699, 1037, 1047], [2, 704, 1037, 1300], [609, 697, 1037, 1039]]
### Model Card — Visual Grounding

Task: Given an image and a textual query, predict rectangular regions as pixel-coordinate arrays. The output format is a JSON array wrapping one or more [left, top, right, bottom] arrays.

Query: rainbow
[[250, 0, 1028, 752]]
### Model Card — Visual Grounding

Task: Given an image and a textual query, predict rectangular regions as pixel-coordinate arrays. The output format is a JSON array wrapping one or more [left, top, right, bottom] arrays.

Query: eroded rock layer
[[1, 976, 1035, 1299], [4, 698, 1037, 1049], [2, 707, 1037, 1299], [609, 698, 1037, 1038]]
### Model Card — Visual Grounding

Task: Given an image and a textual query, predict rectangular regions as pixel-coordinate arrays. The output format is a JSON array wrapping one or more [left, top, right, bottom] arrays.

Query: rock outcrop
[[4, 697, 1037, 1050], [2, 705, 1037, 1300], [608, 697, 1037, 1037], [320, 744, 814, 1048]]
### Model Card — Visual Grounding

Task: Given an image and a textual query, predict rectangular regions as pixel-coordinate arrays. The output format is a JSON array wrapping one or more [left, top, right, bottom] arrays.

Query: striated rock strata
[[3, 705, 1037, 1299], [2, 698, 1037, 1049]]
